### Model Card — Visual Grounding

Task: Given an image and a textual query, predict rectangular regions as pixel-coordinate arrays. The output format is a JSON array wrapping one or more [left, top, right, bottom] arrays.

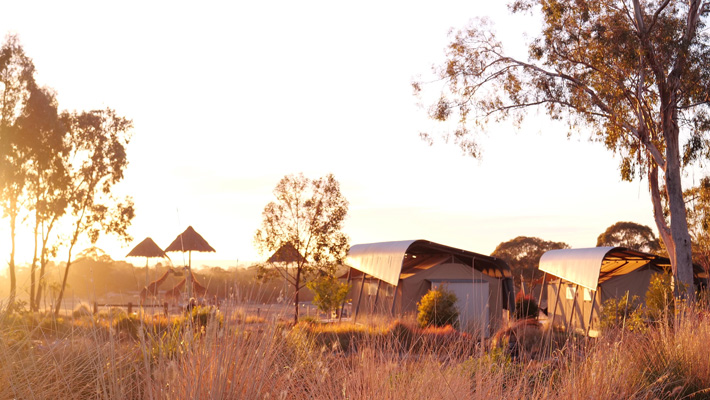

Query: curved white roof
[[346, 239, 511, 286], [346, 240, 416, 286], [539, 247, 617, 290]]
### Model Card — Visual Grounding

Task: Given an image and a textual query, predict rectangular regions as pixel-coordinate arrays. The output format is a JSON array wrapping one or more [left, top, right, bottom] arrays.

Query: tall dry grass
[[2, 301, 710, 399]]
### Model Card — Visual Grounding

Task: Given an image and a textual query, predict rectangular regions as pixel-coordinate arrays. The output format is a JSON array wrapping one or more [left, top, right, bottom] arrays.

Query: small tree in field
[[417, 286, 459, 328], [254, 173, 349, 323], [307, 274, 350, 317]]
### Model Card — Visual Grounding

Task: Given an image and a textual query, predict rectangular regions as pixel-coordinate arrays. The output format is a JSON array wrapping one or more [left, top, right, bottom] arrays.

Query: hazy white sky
[[0, 1, 693, 270]]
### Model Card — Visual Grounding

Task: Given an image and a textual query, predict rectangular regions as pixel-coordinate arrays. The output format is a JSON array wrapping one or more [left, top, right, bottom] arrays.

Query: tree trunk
[[8, 200, 17, 313], [665, 124, 695, 299], [34, 262, 46, 311], [30, 217, 40, 312], [294, 267, 301, 324], [54, 246, 74, 317]]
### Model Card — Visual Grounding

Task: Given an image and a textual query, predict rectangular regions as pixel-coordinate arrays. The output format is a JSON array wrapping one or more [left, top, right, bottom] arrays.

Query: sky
[[0, 1, 695, 271]]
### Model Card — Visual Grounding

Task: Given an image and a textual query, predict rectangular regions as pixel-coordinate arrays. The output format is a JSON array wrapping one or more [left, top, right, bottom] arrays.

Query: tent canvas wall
[[539, 247, 708, 335], [345, 240, 515, 336]]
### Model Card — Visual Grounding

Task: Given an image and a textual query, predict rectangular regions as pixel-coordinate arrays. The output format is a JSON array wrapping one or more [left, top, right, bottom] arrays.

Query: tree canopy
[[254, 173, 349, 322], [596, 221, 661, 254], [683, 177, 710, 274], [491, 236, 569, 291], [415, 0, 710, 297], [0, 35, 134, 313]]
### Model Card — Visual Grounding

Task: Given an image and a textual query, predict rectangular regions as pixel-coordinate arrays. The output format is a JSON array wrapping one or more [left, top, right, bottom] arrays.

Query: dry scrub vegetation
[[2, 302, 710, 399]]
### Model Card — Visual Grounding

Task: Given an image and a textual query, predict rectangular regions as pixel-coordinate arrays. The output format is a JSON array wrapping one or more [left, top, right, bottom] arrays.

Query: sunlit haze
[[1, 1, 695, 272]]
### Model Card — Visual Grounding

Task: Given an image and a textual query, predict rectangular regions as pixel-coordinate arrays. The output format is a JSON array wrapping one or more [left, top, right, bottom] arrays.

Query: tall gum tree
[[0, 35, 36, 311], [14, 84, 68, 311], [53, 109, 134, 316], [414, 0, 710, 298]]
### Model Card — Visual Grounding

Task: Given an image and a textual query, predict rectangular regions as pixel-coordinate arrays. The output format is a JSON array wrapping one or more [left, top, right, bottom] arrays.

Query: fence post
[[93, 302, 98, 315], [128, 302, 133, 314], [163, 302, 168, 317]]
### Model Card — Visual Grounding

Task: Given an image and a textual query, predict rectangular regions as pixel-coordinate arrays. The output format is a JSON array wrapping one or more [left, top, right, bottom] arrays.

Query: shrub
[[645, 272, 674, 326], [307, 275, 350, 317], [72, 304, 92, 318], [512, 296, 539, 320], [114, 314, 140, 338], [600, 292, 645, 332], [417, 286, 459, 329], [190, 305, 222, 329]]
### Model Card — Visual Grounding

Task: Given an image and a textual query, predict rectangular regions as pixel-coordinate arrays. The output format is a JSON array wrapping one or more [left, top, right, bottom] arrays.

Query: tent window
[[385, 284, 394, 297], [566, 286, 576, 300], [584, 288, 593, 302], [367, 282, 378, 296]]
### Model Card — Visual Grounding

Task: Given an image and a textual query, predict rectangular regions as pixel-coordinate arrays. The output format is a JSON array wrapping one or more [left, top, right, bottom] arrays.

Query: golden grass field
[[2, 301, 710, 399]]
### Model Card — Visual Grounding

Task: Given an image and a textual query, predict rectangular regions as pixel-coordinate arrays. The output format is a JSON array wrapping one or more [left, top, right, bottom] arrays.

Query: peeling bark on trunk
[[664, 113, 695, 299]]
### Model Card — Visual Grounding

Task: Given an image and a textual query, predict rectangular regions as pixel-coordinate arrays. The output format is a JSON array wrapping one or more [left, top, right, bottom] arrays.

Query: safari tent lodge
[[344, 240, 515, 336], [539, 247, 708, 336]]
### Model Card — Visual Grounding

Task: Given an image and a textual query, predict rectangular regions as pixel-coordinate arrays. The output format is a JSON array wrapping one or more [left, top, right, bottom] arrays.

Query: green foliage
[[600, 292, 645, 333], [685, 177, 710, 272], [596, 221, 661, 254], [491, 236, 569, 292], [416, 0, 708, 299], [190, 305, 222, 329], [417, 286, 459, 329], [512, 297, 539, 320], [114, 314, 140, 338], [645, 273, 675, 326], [307, 275, 350, 316], [254, 173, 350, 322], [54, 107, 134, 316]]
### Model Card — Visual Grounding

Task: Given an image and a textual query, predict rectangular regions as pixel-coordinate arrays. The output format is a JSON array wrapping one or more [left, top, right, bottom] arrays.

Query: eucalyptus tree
[[596, 221, 661, 254], [11, 83, 70, 311], [415, 0, 710, 297], [491, 236, 569, 291], [684, 177, 710, 275], [0, 35, 36, 310], [53, 109, 134, 316], [254, 173, 349, 323]]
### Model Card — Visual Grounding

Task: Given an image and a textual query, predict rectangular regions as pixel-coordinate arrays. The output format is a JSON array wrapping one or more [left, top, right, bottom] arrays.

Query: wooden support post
[[372, 280, 382, 314], [93, 302, 98, 315], [164, 302, 169, 317], [585, 290, 597, 337], [128, 302, 133, 314], [568, 285, 579, 333], [538, 272, 547, 310], [550, 281, 562, 329], [339, 268, 352, 322], [390, 282, 399, 316], [354, 274, 366, 322], [547, 280, 562, 353]]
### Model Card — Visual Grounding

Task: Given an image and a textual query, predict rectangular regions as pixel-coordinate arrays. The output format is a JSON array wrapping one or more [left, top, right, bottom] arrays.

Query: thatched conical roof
[[164, 226, 216, 253], [126, 237, 167, 258], [267, 242, 305, 263]]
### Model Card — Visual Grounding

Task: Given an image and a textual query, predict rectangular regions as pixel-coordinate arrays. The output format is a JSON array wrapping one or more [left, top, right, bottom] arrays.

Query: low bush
[[513, 296, 539, 320], [417, 286, 459, 328], [599, 292, 645, 333], [645, 272, 675, 326], [114, 314, 140, 338]]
